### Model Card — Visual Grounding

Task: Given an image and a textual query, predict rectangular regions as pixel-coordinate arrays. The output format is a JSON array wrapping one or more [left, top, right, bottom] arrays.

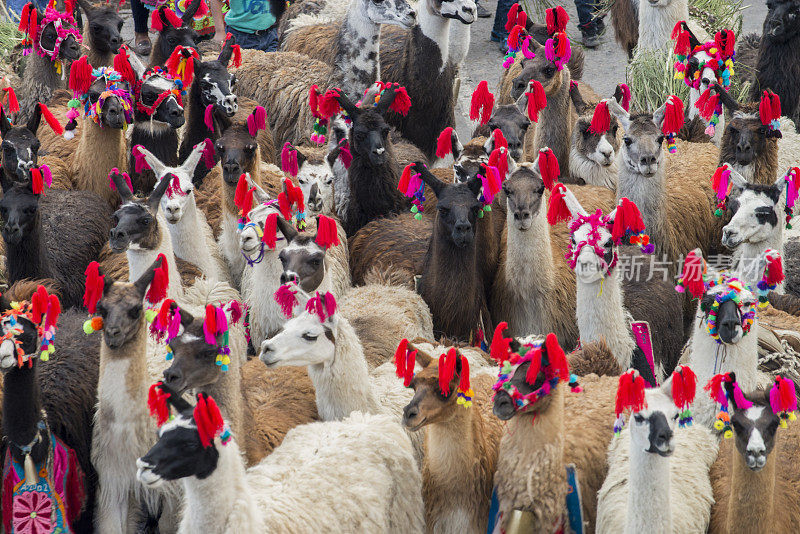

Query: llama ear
[[408, 341, 433, 367], [133, 256, 163, 297], [26, 103, 42, 135], [561, 184, 588, 217], [333, 91, 360, 120], [157, 381, 194, 413], [714, 83, 740, 113], [606, 98, 631, 131], [375, 85, 398, 115], [652, 101, 668, 131], [414, 162, 446, 198], [450, 130, 464, 161], [483, 135, 495, 156], [181, 0, 203, 25], [218, 33, 236, 67], [178, 307, 195, 328], [727, 166, 748, 190], [138, 145, 169, 180], [0, 172, 13, 194], [275, 215, 298, 242], [148, 168, 172, 211], [109, 169, 133, 201], [0, 108, 11, 137], [212, 106, 233, 135], [467, 175, 483, 197], [181, 142, 206, 177], [294, 147, 308, 171], [569, 81, 589, 115]]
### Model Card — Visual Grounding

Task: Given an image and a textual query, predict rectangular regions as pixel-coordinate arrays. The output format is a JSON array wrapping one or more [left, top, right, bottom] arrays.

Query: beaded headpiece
[[0, 286, 60, 365], [18, 1, 81, 76]]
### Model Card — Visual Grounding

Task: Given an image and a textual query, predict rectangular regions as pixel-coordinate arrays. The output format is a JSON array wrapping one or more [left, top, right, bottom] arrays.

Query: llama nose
[[600, 148, 612, 159], [280, 272, 298, 284], [640, 155, 657, 167], [165, 205, 179, 217], [162, 367, 182, 387], [462, 5, 474, 17], [110, 34, 122, 48], [514, 210, 531, 221], [110, 227, 126, 240], [223, 94, 238, 115], [403, 403, 419, 425], [223, 162, 241, 175], [105, 325, 121, 337], [654, 427, 673, 448], [169, 106, 182, 119]]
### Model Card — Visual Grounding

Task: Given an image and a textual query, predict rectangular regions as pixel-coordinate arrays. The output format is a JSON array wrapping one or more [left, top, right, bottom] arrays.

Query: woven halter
[[703, 275, 756, 343], [566, 209, 618, 277], [136, 69, 185, 117]]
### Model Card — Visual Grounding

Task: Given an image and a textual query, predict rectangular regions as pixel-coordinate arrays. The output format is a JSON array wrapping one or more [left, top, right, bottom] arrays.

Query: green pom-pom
[[787, 223, 793, 230], [414, 213, 422, 221], [484, 205, 492, 212], [83, 320, 94, 334], [410, 205, 418, 213], [68, 98, 80, 108], [145, 309, 157, 323], [478, 210, 484, 218], [714, 209, 723, 217]]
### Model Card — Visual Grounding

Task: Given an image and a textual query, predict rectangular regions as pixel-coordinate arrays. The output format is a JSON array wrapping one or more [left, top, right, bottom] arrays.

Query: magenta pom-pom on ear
[[338, 140, 353, 169], [132, 145, 150, 173], [167, 308, 182, 341], [201, 138, 216, 169], [246, 107, 268, 137], [274, 284, 299, 319], [617, 83, 632, 112], [480, 165, 502, 204], [107, 168, 133, 192], [280, 142, 299, 177], [204, 104, 215, 131], [39, 164, 52, 188]]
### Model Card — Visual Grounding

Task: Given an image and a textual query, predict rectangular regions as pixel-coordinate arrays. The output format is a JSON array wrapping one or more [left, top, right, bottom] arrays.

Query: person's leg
[[226, 26, 259, 50], [491, 0, 515, 43], [574, 0, 604, 47], [131, 0, 152, 55], [262, 26, 279, 52]]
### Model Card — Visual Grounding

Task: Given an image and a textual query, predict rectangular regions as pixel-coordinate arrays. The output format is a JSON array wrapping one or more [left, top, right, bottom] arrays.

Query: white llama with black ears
[[136, 387, 425, 533], [139, 142, 230, 283], [597, 367, 718, 533]]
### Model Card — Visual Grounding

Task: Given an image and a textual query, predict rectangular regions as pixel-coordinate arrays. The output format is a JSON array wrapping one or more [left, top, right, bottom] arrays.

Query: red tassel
[[763, 249, 784, 286], [162, 7, 183, 29], [436, 127, 454, 158], [507, 25, 524, 51], [611, 197, 645, 244], [234, 174, 248, 208], [31, 285, 49, 324], [505, 3, 520, 32], [492, 129, 508, 150], [546, 5, 568, 35], [387, 85, 411, 116], [398, 164, 413, 194], [309, 85, 320, 117], [538, 148, 560, 191], [148, 382, 171, 426], [315, 215, 340, 249], [394, 339, 417, 387], [458, 355, 470, 392], [488, 148, 509, 181], [617, 83, 631, 112], [113, 46, 138, 88], [38, 103, 63, 136], [525, 80, 547, 122], [145, 253, 169, 304], [544, 332, 569, 381], [83, 261, 105, 314], [318, 89, 342, 120], [769, 92, 781, 121], [18, 4, 31, 32], [704, 373, 730, 406], [615, 369, 646, 417], [194, 394, 224, 448], [240, 187, 254, 221], [489, 322, 512, 363], [438, 348, 458, 396], [547, 183, 572, 225], [671, 365, 697, 409], [44, 294, 61, 330], [672, 21, 691, 56], [31, 167, 43, 195], [277, 192, 291, 220], [69, 56, 94, 97], [525, 347, 542, 385], [262, 213, 278, 249], [661, 95, 685, 135], [3, 88, 19, 115], [470, 81, 494, 125], [589, 101, 611, 134], [678, 250, 706, 299], [714, 29, 736, 59]]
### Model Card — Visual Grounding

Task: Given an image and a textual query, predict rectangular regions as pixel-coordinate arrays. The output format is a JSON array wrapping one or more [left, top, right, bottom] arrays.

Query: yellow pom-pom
[[714, 419, 724, 430], [789, 412, 797, 421], [709, 47, 717, 55], [222, 355, 231, 366], [83, 320, 94, 335], [145, 309, 158, 323], [675, 72, 685, 80], [464, 401, 473, 408], [457, 397, 465, 405], [780, 419, 788, 429], [723, 429, 733, 439], [758, 302, 769, 309]]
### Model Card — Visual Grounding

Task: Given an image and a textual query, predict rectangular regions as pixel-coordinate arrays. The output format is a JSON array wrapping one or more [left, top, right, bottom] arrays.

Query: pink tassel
[[281, 142, 299, 177], [338, 141, 353, 169], [228, 301, 243, 324], [274, 284, 299, 319], [39, 164, 52, 187], [323, 292, 337, 318], [521, 36, 536, 58], [732, 382, 753, 410], [204, 104, 215, 131], [215, 306, 228, 334], [480, 165, 502, 204], [202, 138, 215, 169], [786, 168, 800, 210], [132, 146, 150, 173], [167, 309, 181, 341], [502, 56, 514, 69]]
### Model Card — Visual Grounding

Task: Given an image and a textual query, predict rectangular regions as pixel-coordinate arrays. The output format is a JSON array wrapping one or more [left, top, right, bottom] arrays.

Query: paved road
[[453, 0, 769, 139]]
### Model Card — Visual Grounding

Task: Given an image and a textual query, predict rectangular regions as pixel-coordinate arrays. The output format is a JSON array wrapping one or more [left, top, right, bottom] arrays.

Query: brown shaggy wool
[[568, 341, 621, 377], [609, 0, 639, 58], [281, 23, 338, 63]]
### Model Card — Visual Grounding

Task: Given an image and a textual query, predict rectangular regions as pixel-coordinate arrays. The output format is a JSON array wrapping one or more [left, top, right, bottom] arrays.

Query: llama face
[[37, 15, 82, 62], [686, 50, 717, 97], [763, 0, 800, 42], [0, 124, 40, 183], [0, 314, 39, 370], [511, 51, 560, 101], [153, 20, 201, 67], [159, 173, 195, 224], [163, 322, 223, 393], [629, 380, 679, 457], [434, 178, 483, 248], [573, 116, 620, 169], [486, 105, 530, 161], [239, 205, 284, 255], [453, 143, 489, 184], [216, 126, 257, 186], [0, 182, 39, 245], [365, 0, 417, 28], [436, 0, 477, 24], [85, 77, 131, 129], [729, 390, 779, 471], [259, 312, 336, 368], [139, 75, 185, 128], [620, 114, 664, 178], [295, 148, 335, 217], [138, 413, 219, 487], [644, 0, 673, 7], [350, 109, 391, 166], [403, 358, 463, 431], [569, 214, 615, 284], [95, 284, 147, 349], [278, 236, 327, 292], [109, 173, 170, 253], [721, 114, 772, 168], [85, 3, 124, 55], [698, 284, 756, 344], [502, 167, 545, 231], [722, 185, 781, 250], [492, 358, 557, 421], [196, 63, 238, 117]]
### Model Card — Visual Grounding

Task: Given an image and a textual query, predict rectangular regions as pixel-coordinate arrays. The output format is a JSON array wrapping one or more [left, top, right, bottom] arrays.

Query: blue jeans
[[6, 0, 47, 19], [575, 0, 601, 29], [490, 0, 515, 42], [226, 25, 278, 52]]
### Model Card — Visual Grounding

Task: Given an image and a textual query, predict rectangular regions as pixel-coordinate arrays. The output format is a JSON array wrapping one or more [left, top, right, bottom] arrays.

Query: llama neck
[[74, 119, 127, 205], [2, 361, 50, 466], [86, 43, 114, 68], [19, 54, 61, 122], [306, 318, 380, 421], [131, 121, 180, 166], [240, 243, 285, 346], [496, 386, 565, 531], [447, 19, 471, 70], [569, 143, 619, 189], [616, 153, 670, 259], [181, 85, 215, 168], [220, 182, 244, 288], [637, 0, 689, 51], [727, 439, 777, 533], [731, 227, 784, 291], [687, 317, 760, 427], [533, 70, 572, 172], [576, 270, 635, 369], [179, 439, 260, 534], [330, 1, 383, 96], [126, 212, 184, 300], [502, 205, 555, 335], [167, 200, 219, 280], [626, 436, 672, 534], [97, 318, 149, 422], [4, 213, 53, 285], [418, 4, 451, 69]]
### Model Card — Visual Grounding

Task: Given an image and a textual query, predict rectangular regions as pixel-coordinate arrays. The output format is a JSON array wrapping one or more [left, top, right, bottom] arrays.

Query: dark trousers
[[574, 0, 601, 29], [131, 0, 150, 34], [226, 25, 279, 52], [490, 0, 516, 41]]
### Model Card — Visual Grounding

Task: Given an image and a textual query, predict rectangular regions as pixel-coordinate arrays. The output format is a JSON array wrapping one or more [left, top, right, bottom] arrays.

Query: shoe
[[497, 39, 509, 53], [476, 1, 491, 18], [135, 35, 152, 56], [580, 25, 603, 48]]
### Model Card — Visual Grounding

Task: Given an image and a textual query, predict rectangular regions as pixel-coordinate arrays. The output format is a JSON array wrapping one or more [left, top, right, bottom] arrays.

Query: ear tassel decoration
[[674, 250, 707, 298], [247, 106, 267, 137], [132, 146, 150, 173], [337, 139, 353, 169], [166, 46, 199, 87], [222, 33, 242, 68], [194, 393, 228, 447], [394, 339, 416, 388], [398, 164, 425, 219], [470, 81, 494, 125], [710, 164, 732, 216], [617, 83, 631, 112], [68, 56, 94, 97], [756, 249, 784, 308], [705, 372, 752, 437], [201, 138, 216, 169], [436, 127, 455, 158], [315, 215, 340, 249], [262, 212, 279, 249], [148, 382, 171, 426], [274, 283, 299, 319], [547, 183, 572, 225], [662, 95, 685, 153], [281, 142, 299, 177], [544, 32, 571, 71], [305, 291, 337, 323], [438, 348, 458, 396], [760, 90, 782, 139], [489, 322, 512, 363], [614, 369, 646, 435], [612, 197, 651, 253], [146, 254, 170, 304], [671, 365, 696, 427], [480, 164, 502, 206], [456, 355, 473, 407], [83, 261, 105, 314], [545, 5, 568, 35], [589, 100, 611, 134], [107, 167, 134, 192], [113, 45, 138, 88], [203, 103, 215, 131], [38, 103, 63, 136], [525, 80, 547, 122], [770, 376, 798, 428], [524, 347, 542, 385], [538, 147, 560, 191], [2, 87, 19, 114], [671, 21, 692, 58], [488, 148, 509, 181], [150, 7, 183, 31], [784, 167, 800, 229]]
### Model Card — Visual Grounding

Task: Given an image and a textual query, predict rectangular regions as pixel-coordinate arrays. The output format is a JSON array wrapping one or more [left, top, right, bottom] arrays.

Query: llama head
[[286, 144, 335, 217], [510, 40, 562, 101], [136, 71, 185, 128], [77, 0, 123, 56], [715, 87, 778, 173], [259, 292, 339, 368], [109, 168, 170, 253], [95, 257, 164, 349], [334, 89, 397, 167], [644, 0, 677, 7], [140, 143, 205, 224], [479, 105, 530, 161], [762, 0, 800, 43], [0, 180, 40, 245], [502, 165, 545, 231], [138, 388, 223, 487], [430, 0, 476, 24], [608, 98, 667, 178], [402, 344, 471, 431], [237, 185, 283, 256], [0, 295, 46, 371], [83, 72, 133, 129], [625, 374, 680, 457], [454, 138, 490, 183], [721, 167, 784, 251], [276, 219, 331, 292], [24, 2, 83, 62], [413, 162, 483, 248], [571, 95, 622, 171], [150, 2, 206, 65], [192, 37, 240, 118], [0, 107, 42, 182], [363, 0, 417, 28], [214, 113, 258, 186]]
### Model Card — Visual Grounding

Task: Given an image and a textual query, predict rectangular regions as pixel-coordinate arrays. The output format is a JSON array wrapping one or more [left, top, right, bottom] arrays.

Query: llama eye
[[302, 333, 318, 342], [128, 307, 141, 319], [633, 414, 645, 423], [623, 137, 632, 146]]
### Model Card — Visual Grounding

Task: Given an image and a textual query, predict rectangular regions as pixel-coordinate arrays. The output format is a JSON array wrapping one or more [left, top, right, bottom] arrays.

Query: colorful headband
[[565, 209, 619, 276], [525, 80, 547, 123], [470, 81, 494, 125], [18, 3, 81, 71], [704, 275, 756, 342], [661, 95, 685, 153], [1, 285, 61, 366], [69, 60, 134, 129], [135, 71, 185, 118], [394, 339, 416, 388]]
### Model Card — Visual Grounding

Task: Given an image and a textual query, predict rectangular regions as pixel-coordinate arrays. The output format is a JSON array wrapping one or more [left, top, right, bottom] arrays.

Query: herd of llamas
[[0, 0, 798, 531]]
